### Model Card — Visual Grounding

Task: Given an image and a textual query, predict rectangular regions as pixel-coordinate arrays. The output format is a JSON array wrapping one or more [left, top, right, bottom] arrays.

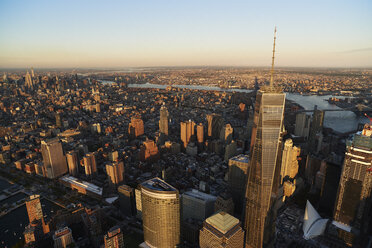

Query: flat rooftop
[[60, 175, 102, 196], [141, 177, 176, 192], [183, 189, 216, 201]]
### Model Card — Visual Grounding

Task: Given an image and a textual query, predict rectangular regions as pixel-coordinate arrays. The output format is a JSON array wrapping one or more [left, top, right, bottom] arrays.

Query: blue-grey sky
[[0, 0, 371, 68]]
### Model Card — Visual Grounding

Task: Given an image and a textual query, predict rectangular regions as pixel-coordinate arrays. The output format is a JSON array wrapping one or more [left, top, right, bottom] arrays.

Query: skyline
[[1, 0, 372, 68]]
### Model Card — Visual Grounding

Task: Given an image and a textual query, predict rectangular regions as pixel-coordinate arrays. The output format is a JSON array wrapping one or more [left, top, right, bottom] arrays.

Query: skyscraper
[[53, 226, 74, 248], [106, 161, 125, 187], [220, 123, 233, 144], [104, 226, 125, 248], [333, 124, 372, 246], [66, 151, 79, 176], [139, 139, 159, 162], [83, 152, 97, 177], [199, 212, 245, 248], [294, 113, 311, 138], [228, 154, 250, 212], [280, 139, 300, 184], [180, 120, 195, 148], [118, 185, 136, 216], [41, 138, 68, 179], [140, 177, 180, 248], [159, 104, 169, 136], [244, 27, 286, 248], [206, 113, 224, 139], [308, 106, 324, 152], [25, 70, 34, 88], [197, 123, 204, 144], [128, 116, 144, 138], [181, 189, 217, 221]]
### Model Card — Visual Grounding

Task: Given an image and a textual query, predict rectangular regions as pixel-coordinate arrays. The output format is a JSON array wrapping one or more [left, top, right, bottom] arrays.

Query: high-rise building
[[199, 212, 245, 248], [66, 151, 79, 176], [197, 123, 204, 144], [104, 226, 125, 248], [139, 139, 159, 162], [206, 113, 224, 139], [135, 188, 142, 219], [181, 189, 217, 221], [228, 154, 250, 211], [55, 113, 62, 128], [26, 195, 43, 224], [333, 124, 372, 246], [308, 106, 324, 152], [294, 113, 311, 138], [220, 124, 233, 144], [180, 120, 195, 148], [280, 139, 300, 184], [25, 70, 34, 88], [128, 116, 144, 138], [53, 226, 74, 248], [159, 104, 169, 136], [106, 161, 124, 187], [140, 177, 180, 248], [118, 185, 136, 216], [214, 192, 234, 215], [41, 138, 68, 179], [83, 152, 97, 177], [244, 27, 286, 248]]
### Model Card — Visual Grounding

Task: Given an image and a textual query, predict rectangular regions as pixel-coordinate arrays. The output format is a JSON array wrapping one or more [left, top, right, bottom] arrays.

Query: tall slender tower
[[159, 103, 169, 136], [41, 138, 68, 179], [244, 27, 286, 248]]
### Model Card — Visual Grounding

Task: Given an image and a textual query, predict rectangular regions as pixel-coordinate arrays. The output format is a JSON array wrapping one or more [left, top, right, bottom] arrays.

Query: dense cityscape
[[1, 1, 372, 248]]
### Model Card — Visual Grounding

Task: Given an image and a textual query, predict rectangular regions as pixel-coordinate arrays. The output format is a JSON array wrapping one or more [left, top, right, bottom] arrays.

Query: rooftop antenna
[[270, 26, 277, 87]]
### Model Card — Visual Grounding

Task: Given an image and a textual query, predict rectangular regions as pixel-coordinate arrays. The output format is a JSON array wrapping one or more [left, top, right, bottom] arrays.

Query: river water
[[101, 82, 368, 133]]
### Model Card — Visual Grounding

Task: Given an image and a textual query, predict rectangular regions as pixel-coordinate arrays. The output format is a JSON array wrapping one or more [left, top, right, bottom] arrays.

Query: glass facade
[[244, 88, 285, 248]]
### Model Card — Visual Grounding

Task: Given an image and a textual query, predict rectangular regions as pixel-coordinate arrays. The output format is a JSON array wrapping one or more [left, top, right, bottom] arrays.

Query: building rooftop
[[183, 189, 217, 202], [141, 177, 176, 192], [229, 154, 249, 163], [60, 175, 103, 195], [205, 211, 239, 234]]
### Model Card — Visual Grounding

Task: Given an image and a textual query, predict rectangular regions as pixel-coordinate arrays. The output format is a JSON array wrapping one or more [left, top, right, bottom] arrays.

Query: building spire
[[270, 26, 277, 87]]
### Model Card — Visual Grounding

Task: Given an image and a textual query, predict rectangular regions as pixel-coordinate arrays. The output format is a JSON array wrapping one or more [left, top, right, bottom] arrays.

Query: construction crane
[[364, 113, 372, 124]]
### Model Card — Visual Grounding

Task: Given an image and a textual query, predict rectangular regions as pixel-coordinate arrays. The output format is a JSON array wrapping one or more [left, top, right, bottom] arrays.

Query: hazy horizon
[[1, 0, 372, 68]]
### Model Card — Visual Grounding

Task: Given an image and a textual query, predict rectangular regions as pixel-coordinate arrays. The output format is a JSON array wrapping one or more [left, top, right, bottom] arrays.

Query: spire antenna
[[270, 26, 277, 87]]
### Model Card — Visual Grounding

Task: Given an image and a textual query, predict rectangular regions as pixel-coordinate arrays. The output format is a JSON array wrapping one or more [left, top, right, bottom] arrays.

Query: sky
[[0, 0, 371, 68]]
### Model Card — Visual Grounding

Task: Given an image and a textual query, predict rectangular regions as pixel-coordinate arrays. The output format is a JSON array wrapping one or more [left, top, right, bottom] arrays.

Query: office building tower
[[83, 152, 97, 177], [224, 140, 237, 162], [53, 226, 74, 248], [159, 104, 169, 136], [140, 178, 180, 248], [25, 70, 34, 88], [228, 154, 250, 211], [26, 195, 43, 224], [220, 124, 233, 144], [280, 139, 300, 184], [128, 116, 144, 138], [106, 161, 124, 187], [214, 192, 234, 215], [109, 150, 119, 162], [206, 113, 224, 139], [118, 185, 136, 216], [181, 189, 217, 221], [139, 139, 159, 162], [180, 120, 195, 148], [244, 27, 286, 248], [197, 123, 204, 143], [55, 113, 62, 128], [294, 113, 311, 138], [199, 212, 245, 248], [308, 106, 324, 152], [41, 138, 68, 179], [104, 226, 125, 248], [66, 151, 79, 176], [333, 124, 372, 246]]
